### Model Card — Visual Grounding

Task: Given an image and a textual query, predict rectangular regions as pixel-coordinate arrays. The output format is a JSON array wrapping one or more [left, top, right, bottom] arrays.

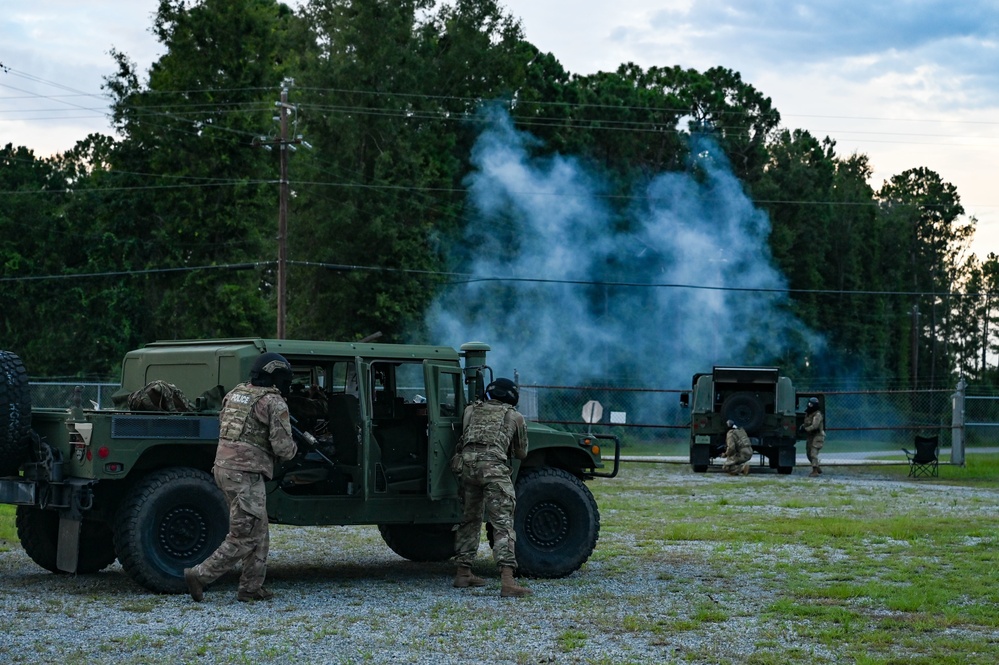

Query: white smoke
[[428, 106, 823, 387]]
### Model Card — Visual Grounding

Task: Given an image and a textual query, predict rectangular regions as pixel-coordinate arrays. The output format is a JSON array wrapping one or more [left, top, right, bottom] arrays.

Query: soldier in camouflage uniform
[[722, 420, 753, 476], [452, 378, 532, 598], [185, 353, 298, 603], [801, 397, 825, 477]]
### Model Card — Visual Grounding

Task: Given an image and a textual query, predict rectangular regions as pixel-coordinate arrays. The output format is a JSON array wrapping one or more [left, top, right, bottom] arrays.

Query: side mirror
[[679, 393, 689, 408]]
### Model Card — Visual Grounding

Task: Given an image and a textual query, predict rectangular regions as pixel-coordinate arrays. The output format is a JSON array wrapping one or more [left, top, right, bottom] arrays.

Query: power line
[[0, 180, 274, 195], [8, 63, 999, 128], [4, 63, 998, 143], [6, 258, 990, 300], [0, 262, 269, 283], [2, 173, 991, 210]]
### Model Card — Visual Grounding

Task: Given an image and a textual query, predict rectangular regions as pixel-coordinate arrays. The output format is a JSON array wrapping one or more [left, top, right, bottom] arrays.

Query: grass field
[[2, 458, 999, 663], [595, 457, 999, 663]]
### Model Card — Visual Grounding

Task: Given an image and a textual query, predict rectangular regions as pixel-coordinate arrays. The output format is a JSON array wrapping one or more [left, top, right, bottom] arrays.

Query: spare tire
[[720, 392, 766, 433], [0, 350, 32, 476]]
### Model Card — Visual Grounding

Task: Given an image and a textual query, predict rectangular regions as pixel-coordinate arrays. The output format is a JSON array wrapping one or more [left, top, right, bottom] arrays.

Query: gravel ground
[[1, 464, 995, 665]]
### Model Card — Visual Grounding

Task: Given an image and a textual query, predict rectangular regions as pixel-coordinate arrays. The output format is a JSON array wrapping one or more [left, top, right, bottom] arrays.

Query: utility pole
[[256, 78, 308, 339], [276, 82, 291, 339]]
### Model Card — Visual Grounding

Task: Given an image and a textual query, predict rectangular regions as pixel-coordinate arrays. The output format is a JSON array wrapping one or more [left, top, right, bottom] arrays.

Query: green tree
[[290, 0, 531, 342], [828, 153, 905, 383], [4, 0, 985, 390], [877, 167, 974, 387], [651, 65, 781, 185], [955, 255, 986, 379], [103, 0, 300, 343], [955, 253, 999, 381], [512, 63, 778, 190], [756, 129, 835, 299], [516, 63, 687, 179], [0, 145, 75, 374], [984, 255, 999, 373], [0, 137, 142, 376]]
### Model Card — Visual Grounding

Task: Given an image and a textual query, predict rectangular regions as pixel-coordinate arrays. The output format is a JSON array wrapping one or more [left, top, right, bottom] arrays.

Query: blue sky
[[2, 0, 997, 257]]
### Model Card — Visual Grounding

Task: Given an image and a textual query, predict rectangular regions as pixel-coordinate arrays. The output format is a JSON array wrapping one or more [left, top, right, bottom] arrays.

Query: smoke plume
[[427, 106, 822, 388]]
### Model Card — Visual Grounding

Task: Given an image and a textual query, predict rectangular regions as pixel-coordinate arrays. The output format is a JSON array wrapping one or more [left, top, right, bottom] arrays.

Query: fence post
[[951, 377, 966, 467]]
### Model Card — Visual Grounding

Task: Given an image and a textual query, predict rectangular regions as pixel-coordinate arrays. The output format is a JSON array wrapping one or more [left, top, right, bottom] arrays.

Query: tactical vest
[[463, 400, 514, 458], [218, 383, 278, 451], [804, 411, 824, 434]]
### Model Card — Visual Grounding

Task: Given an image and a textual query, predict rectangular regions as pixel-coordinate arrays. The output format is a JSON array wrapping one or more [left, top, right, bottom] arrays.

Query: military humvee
[[680, 366, 821, 474], [0, 340, 618, 593]]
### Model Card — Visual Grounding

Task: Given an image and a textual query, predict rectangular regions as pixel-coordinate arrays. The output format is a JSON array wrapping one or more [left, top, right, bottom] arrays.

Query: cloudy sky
[[2, 0, 997, 257]]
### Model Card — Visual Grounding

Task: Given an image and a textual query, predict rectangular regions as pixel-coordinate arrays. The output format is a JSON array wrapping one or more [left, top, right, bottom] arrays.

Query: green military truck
[[0, 340, 618, 593], [680, 366, 821, 474]]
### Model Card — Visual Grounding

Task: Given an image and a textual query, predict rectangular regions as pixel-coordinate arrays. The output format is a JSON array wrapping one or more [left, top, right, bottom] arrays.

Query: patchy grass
[[555, 628, 588, 652], [0, 504, 15, 547], [586, 461, 999, 663], [2, 459, 999, 663]]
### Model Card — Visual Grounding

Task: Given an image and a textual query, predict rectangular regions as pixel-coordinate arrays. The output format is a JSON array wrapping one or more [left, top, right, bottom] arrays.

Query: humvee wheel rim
[[158, 506, 208, 558], [524, 500, 569, 548]]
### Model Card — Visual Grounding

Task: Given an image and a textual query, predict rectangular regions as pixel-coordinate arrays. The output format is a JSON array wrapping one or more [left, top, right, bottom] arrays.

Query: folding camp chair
[[902, 435, 939, 478]]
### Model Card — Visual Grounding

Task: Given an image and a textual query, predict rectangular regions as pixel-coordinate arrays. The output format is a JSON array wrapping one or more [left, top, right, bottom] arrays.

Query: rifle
[[290, 415, 336, 467]]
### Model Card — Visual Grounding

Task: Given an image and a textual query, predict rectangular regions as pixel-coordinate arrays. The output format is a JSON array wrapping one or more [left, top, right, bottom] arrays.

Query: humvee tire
[[514, 467, 599, 578], [767, 449, 795, 475], [378, 523, 456, 562], [114, 467, 228, 593], [0, 350, 32, 476], [15, 507, 117, 574]]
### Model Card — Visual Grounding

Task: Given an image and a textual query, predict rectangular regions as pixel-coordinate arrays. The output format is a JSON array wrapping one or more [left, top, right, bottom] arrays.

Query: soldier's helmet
[[250, 352, 294, 397], [807, 397, 820, 409], [485, 378, 519, 407], [726, 419, 737, 429]]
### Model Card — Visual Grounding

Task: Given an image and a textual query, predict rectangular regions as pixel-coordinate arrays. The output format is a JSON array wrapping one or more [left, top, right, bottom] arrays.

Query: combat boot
[[809, 466, 820, 477], [500, 566, 532, 598], [453, 565, 486, 588], [184, 568, 204, 602]]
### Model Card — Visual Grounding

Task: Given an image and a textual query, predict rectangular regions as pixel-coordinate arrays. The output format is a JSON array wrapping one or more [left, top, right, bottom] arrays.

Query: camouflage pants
[[454, 455, 517, 568], [722, 447, 753, 474], [807, 435, 825, 466], [193, 467, 270, 593]]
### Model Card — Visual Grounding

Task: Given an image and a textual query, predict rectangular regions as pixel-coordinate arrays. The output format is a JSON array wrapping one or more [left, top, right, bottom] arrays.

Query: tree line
[[1, 0, 996, 389]]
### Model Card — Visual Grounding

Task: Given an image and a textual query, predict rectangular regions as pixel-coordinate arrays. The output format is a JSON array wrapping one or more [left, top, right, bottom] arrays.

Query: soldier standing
[[722, 420, 753, 475], [452, 378, 532, 598], [185, 353, 298, 602], [802, 397, 825, 477]]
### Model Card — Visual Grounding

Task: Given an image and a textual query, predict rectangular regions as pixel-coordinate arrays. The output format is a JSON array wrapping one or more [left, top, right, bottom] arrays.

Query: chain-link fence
[[29, 380, 997, 467], [30, 382, 121, 411], [965, 391, 999, 445], [520, 382, 993, 467]]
